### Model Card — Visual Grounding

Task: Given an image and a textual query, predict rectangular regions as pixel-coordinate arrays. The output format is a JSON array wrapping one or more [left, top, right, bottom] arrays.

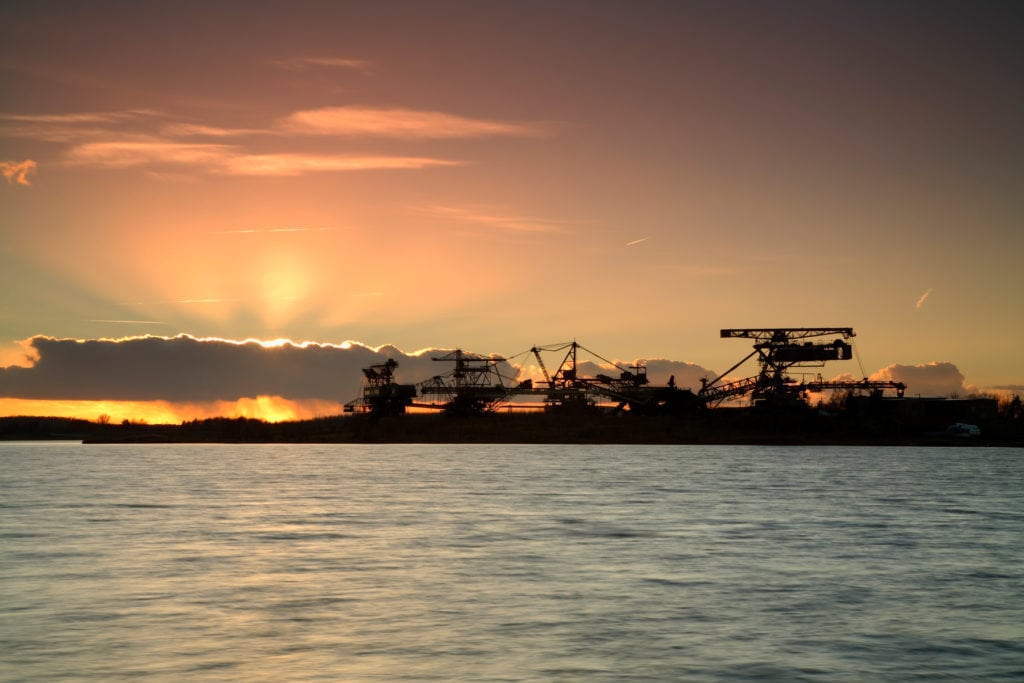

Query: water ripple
[[1, 443, 1022, 682]]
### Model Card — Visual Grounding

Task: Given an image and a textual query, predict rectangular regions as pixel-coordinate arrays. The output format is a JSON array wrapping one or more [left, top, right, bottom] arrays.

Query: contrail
[[625, 237, 650, 246], [915, 288, 933, 309]]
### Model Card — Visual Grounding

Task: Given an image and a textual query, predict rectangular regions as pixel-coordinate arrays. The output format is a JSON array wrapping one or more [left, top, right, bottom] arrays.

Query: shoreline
[[4, 412, 1020, 448]]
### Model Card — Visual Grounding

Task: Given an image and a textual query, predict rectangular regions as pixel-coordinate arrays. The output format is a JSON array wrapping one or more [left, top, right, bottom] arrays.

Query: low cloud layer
[[0, 335, 717, 404], [816, 362, 971, 399], [870, 362, 967, 397], [0, 335, 445, 402]]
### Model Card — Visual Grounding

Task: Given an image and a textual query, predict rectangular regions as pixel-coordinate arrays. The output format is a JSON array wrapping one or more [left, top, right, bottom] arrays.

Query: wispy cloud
[[5, 103, 539, 178], [169, 298, 239, 305], [64, 139, 461, 176], [220, 153, 462, 176], [0, 110, 262, 146], [417, 204, 570, 233], [0, 110, 161, 124], [119, 297, 242, 306], [65, 140, 232, 168], [269, 56, 373, 72], [1, 159, 36, 186], [915, 288, 933, 309], [282, 106, 547, 139], [626, 237, 650, 246], [0, 110, 164, 142], [871, 361, 966, 397], [159, 123, 264, 138], [0, 334, 453, 401]]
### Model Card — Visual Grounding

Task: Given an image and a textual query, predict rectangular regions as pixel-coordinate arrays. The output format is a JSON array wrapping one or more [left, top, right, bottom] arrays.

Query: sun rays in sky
[[2, 1, 1023, 420]]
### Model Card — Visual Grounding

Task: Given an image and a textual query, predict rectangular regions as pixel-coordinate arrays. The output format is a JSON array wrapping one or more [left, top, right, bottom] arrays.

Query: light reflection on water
[[2, 443, 1023, 681]]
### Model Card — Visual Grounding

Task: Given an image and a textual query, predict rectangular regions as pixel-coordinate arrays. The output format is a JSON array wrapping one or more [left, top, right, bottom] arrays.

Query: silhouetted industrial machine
[[699, 327, 904, 406], [418, 349, 521, 414], [519, 341, 698, 415], [519, 341, 626, 409], [344, 358, 417, 416], [345, 328, 904, 417], [804, 376, 905, 398]]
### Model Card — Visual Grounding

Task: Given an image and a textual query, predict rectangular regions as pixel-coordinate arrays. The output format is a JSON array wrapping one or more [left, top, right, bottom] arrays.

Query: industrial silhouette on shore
[[346, 327, 905, 416]]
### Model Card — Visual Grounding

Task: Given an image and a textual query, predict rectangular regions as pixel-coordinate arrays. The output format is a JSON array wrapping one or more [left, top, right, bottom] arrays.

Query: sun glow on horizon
[[0, 396, 347, 424]]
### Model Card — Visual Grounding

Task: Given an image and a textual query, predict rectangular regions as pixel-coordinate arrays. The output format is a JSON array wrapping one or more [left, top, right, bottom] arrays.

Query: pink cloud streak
[[64, 140, 461, 176], [282, 106, 546, 139]]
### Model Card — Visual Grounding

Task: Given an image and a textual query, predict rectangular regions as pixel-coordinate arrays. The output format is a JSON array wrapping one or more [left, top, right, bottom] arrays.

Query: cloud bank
[[809, 362, 973, 400], [0, 335, 449, 402], [870, 362, 967, 397], [640, 359, 717, 391], [0, 335, 719, 405]]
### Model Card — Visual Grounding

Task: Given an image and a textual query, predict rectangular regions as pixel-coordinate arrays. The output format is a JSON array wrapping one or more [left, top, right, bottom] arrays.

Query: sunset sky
[[2, 1, 1022, 422]]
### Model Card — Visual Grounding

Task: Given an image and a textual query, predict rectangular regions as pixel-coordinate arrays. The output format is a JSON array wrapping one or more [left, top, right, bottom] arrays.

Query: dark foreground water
[[2, 443, 1022, 682]]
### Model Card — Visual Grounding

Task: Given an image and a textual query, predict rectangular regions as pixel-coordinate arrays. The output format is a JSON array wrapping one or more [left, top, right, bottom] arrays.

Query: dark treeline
[[2, 397, 1022, 446]]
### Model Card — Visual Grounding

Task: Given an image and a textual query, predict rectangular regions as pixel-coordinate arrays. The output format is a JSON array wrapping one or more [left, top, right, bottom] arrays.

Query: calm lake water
[[2, 443, 1022, 682]]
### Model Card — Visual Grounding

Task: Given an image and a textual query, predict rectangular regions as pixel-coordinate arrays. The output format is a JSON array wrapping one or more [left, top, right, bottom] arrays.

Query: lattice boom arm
[[721, 328, 855, 341], [804, 379, 906, 397]]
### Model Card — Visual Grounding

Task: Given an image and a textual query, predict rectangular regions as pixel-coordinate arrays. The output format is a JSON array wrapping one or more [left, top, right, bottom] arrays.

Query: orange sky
[[2, 1, 1022, 421]]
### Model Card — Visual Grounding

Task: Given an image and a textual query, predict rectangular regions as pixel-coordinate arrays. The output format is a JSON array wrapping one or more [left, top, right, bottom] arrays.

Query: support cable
[[852, 340, 868, 379]]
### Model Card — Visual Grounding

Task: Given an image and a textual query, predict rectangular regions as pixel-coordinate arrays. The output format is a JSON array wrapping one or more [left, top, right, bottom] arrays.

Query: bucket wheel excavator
[[699, 328, 905, 407], [418, 349, 522, 414]]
